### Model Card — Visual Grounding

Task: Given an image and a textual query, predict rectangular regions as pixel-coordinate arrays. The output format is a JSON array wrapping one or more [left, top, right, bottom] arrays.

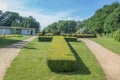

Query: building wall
[[21, 29, 35, 35], [0, 29, 11, 35], [0, 28, 35, 35], [21, 30, 30, 35]]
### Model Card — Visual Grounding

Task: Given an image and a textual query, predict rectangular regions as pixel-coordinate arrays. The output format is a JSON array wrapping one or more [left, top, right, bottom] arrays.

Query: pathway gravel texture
[[80, 38, 120, 80], [0, 36, 37, 80]]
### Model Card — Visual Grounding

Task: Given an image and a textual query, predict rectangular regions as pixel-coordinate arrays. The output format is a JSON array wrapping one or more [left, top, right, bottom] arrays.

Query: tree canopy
[[0, 10, 40, 32], [43, 20, 78, 34], [83, 2, 120, 35]]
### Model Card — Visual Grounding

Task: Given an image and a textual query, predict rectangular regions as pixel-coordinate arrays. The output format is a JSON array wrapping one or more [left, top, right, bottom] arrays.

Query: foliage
[[104, 6, 120, 33], [76, 34, 96, 38], [47, 36, 77, 72], [64, 37, 77, 42], [113, 29, 120, 42], [0, 10, 40, 32], [43, 20, 77, 34], [41, 31, 45, 36], [83, 2, 120, 35], [38, 36, 53, 42]]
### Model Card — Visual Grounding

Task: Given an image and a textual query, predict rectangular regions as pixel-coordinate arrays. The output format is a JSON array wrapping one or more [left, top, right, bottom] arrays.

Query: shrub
[[38, 33, 42, 36], [47, 36, 77, 72], [113, 29, 120, 42], [76, 34, 96, 38], [45, 33, 53, 36], [64, 37, 77, 42], [53, 31, 61, 35], [38, 36, 53, 42]]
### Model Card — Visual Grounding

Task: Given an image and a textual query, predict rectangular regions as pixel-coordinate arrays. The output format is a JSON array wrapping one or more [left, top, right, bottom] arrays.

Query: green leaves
[[84, 2, 120, 35], [113, 29, 120, 42], [44, 20, 77, 34], [0, 10, 40, 33]]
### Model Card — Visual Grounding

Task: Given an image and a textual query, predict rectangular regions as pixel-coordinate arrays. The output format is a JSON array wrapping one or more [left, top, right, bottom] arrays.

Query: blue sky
[[0, 0, 119, 29]]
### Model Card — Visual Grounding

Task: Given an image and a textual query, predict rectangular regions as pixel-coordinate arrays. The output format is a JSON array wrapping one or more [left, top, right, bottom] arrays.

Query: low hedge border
[[47, 36, 77, 72], [64, 37, 77, 42], [76, 34, 96, 38], [47, 60, 77, 72], [38, 36, 53, 42]]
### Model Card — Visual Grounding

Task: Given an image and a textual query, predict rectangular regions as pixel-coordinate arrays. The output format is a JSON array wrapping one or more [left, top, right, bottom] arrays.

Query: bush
[[113, 29, 120, 42], [38, 36, 53, 42], [53, 31, 61, 35], [64, 37, 77, 42], [47, 60, 77, 72], [76, 34, 96, 38], [44, 33, 53, 36], [47, 36, 77, 72], [38, 33, 42, 36]]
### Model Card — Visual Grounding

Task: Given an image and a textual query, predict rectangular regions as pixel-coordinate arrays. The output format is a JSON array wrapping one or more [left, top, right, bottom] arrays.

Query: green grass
[[0, 36, 31, 48], [3, 38, 106, 80], [90, 37, 120, 55]]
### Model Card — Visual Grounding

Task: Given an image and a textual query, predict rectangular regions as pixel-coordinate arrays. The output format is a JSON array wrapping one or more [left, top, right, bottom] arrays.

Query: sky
[[0, 0, 119, 29]]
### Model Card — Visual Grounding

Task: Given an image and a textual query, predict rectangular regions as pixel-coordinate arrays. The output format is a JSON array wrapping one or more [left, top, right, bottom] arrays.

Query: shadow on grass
[[47, 41, 91, 75], [67, 42, 91, 75], [24, 46, 37, 49], [0, 38, 22, 48], [0, 38, 36, 49]]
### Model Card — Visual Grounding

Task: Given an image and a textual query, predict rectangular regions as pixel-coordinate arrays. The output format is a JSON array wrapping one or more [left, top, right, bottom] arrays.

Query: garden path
[[80, 38, 120, 80], [0, 36, 37, 80]]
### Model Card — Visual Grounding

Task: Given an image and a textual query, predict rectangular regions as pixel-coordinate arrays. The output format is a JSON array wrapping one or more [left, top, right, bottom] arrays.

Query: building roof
[[0, 26, 35, 30]]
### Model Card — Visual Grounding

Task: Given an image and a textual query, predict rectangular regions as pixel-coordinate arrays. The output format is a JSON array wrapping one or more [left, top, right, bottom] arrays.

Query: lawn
[[0, 36, 31, 48], [3, 38, 106, 80], [90, 37, 120, 55]]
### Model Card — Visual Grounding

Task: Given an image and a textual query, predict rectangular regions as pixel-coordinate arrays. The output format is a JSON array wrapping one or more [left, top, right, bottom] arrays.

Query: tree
[[0, 10, 40, 33], [43, 20, 77, 34], [104, 6, 120, 33], [83, 2, 120, 36]]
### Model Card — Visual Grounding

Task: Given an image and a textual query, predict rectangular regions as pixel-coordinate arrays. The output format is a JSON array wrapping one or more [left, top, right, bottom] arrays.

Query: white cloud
[[0, 0, 81, 30], [0, 2, 8, 10]]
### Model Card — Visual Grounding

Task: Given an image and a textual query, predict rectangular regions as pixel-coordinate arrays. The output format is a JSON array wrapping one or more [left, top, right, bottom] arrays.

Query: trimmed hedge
[[47, 36, 77, 72], [113, 29, 120, 42], [38, 36, 53, 42], [76, 34, 96, 38], [64, 37, 77, 42]]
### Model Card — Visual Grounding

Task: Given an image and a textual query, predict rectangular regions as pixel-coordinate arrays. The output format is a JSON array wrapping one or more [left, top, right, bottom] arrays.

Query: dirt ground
[[80, 38, 120, 80], [0, 36, 37, 80]]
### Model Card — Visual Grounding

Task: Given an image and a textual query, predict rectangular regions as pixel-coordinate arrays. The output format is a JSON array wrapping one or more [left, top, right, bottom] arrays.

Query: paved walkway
[[0, 36, 37, 80], [80, 38, 120, 80]]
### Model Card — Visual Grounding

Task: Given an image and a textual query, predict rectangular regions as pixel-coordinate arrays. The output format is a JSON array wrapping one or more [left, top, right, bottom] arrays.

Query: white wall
[[21, 30, 30, 35], [21, 29, 35, 35], [0, 29, 11, 35], [0, 28, 35, 35]]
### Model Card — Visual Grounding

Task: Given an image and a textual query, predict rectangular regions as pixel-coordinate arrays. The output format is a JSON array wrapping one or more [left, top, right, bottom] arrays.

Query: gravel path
[[0, 36, 37, 80], [80, 38, 120, 80]]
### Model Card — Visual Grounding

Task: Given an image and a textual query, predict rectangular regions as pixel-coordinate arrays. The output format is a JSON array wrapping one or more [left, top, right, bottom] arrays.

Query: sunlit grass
[[91, 37, 120, 55], [3, 38, 106, 80]]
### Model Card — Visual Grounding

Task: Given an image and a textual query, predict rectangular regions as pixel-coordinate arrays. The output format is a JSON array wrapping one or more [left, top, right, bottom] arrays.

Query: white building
[[0, 26, 36, 35]]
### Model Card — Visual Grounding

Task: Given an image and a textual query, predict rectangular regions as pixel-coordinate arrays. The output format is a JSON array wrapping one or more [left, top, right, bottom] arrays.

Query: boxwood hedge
[[47, 36, 77, 72], [64, 37, 77, 42], [38, 36, 53, 42]]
